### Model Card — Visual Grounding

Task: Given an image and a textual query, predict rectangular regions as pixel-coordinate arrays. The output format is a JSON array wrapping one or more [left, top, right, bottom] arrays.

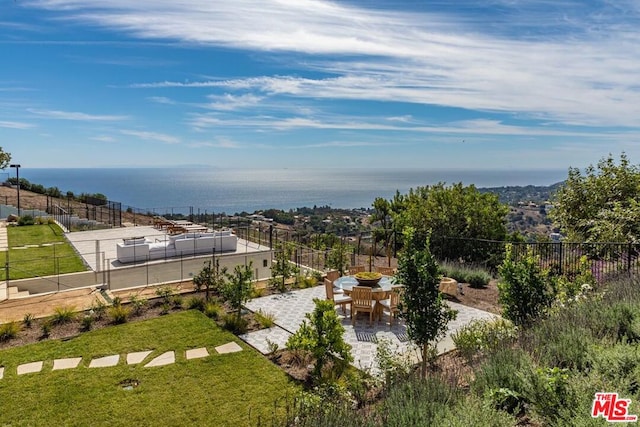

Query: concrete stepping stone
[[144, 351, 175, 368], [215, 342, 243, 354], [52, 357, 82, 371], [89, 354, 120, 368], [127, 350, 153, 365], [17, 361, 43, 375], [0, 366, 4, 379], [185, 347, 209, 360]]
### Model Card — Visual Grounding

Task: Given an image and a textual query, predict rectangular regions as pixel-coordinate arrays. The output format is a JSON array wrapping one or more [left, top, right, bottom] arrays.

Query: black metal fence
[[436, 237, 640, 283]]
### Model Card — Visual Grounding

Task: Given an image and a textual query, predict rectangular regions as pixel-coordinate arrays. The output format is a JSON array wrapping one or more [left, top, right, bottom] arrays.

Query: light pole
[[10, 164, 20, 216]]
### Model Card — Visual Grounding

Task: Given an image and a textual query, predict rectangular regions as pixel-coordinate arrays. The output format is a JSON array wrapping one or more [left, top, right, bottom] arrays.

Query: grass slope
[[0, 223, 87, 279], [0, 310, 298, 426]]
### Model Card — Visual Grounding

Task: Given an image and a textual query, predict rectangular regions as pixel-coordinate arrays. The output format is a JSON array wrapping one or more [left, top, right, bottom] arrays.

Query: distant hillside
[[479, 181, 565, 206]]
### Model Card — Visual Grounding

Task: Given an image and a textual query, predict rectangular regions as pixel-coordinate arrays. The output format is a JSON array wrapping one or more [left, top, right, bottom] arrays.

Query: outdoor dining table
[[333, 275, 399, 300], [334, 275, 402, 322]]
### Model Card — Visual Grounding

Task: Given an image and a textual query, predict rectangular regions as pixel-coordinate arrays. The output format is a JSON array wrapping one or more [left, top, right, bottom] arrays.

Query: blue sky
[[1, 0, 639, 170]]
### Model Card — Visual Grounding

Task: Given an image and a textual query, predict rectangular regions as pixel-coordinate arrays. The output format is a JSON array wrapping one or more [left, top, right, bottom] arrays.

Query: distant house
[[550, 232, 563, 242]]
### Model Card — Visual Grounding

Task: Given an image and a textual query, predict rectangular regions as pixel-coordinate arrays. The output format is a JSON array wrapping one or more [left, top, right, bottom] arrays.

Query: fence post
[[628, 243, 632, 276]]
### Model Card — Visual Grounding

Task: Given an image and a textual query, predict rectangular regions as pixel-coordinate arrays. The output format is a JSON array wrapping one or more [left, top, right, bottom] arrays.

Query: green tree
[[193, 259, 227, 301], [372, 197, 394, 266], [498, 245, 552, 326], [268, 241, 299, 293], [550, 153, 640, 243], [325, 237, 351, 275], [396, 227, 457, 379], [390, 183, 508, 264], [0, 147, 11, 170], [286, 298, 353, 382], [223, 262, 254, 322]]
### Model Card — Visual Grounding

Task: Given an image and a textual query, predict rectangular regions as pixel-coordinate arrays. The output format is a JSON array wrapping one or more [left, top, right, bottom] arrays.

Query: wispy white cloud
[[189, 138, 241, 149], [90, 135, 117, 142], [147, 96, 175, 105], [203, 93, 263, 111], [28, 108, 128, 121], [121, 129, 180, 144], [23, 1, 640, 130], [303, 140, 389, 148], [0, 120, 35, 129]]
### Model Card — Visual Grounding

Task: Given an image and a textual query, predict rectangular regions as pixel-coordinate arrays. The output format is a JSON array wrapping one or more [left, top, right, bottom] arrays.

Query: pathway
[[0, 343, 242, 380]]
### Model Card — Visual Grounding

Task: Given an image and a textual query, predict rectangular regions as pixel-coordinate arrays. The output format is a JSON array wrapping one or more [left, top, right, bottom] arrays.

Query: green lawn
[[0, 223, 87, 280], [0, 310, 299, 426]]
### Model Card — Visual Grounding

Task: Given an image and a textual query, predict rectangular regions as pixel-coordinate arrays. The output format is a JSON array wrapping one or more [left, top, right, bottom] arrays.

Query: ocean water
[[17, 167, 567, 214]]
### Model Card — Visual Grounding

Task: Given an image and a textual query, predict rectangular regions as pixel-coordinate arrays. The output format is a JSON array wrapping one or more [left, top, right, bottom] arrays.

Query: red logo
[[592, 392, 638, 422]]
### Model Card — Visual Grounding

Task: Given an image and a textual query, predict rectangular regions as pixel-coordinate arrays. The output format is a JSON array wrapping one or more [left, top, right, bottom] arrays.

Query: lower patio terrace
[[240, 285, 498, 375]]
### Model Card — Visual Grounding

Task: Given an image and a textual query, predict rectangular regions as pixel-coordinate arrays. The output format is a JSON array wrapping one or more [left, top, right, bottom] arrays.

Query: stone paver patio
[[241, 285, 498, 374]]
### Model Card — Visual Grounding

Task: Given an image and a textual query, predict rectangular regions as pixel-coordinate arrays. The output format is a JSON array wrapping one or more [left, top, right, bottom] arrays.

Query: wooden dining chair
[[375, 266, 396, 276], [348, 265, 366, 275], [379, 285, 404, 327], [325, 270, 341, 281], [351, 286, 376, 326], [325, 278, 352, 317]]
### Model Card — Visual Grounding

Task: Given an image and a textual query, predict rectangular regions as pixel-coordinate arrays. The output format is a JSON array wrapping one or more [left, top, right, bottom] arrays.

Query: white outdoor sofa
[[116, 230, 238, 263]]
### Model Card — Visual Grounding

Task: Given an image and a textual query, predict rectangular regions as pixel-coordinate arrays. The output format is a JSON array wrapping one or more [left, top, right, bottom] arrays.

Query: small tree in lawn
[[193, 258, 227, 301], [269, 241, 299, 293], [223, 262, 254, 323], [396, 227, 457, 379], [286, 298, 353, 383]]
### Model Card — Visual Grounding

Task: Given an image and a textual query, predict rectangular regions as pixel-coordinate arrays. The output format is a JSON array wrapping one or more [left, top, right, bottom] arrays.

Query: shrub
[[81, 314, 95, 331], [498, 245, 552, 326], [17, 215, 35, 226], [23, 313, 34, 328], [472, 347, 533, 414], [452, 318, 517, 364], [375, 337, 413, 386], [0, 321, 20, 342], [52, 306, 77, 325], [160, 302, 171, 315], [222, 313, 248, 334], [186, 296, 206, 311], [379, 373, 462, 425], [41, 321, 52, 338], [254, 309, 275, 328], [521, 320, 592, 371], [129, 294, 148, 315], [90, 298, 107, 320], [155, 285, 174, 304], [286, 298, 353, 382], [204, 301, 224, 319], [171, 294, 184, 309], [265, 338, 279, 354], [523, 367, 577, 424], [439, 261, 492, 288], [250, 287, 266, 298], [466, 271, 491, 288], [108, 305, 130, 324], [297, 274, 318, 289]]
